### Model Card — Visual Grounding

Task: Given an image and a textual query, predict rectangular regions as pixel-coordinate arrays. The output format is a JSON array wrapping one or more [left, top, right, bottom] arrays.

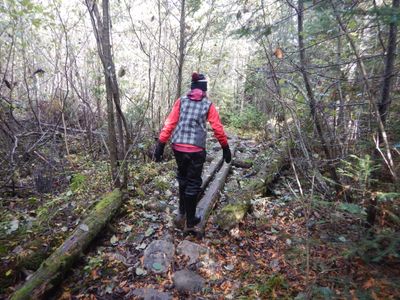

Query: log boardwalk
[[196, 144, 237, 237]]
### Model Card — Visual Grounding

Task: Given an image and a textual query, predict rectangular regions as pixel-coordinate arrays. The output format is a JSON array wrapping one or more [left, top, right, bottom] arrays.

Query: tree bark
[[378, 0, 399, 125], [11, 189, 123, 300], [176, 0, 186, 99]]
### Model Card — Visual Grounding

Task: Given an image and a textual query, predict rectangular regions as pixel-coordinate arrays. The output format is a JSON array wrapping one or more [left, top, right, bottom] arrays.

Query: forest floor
[[1, 133, 399, 299]]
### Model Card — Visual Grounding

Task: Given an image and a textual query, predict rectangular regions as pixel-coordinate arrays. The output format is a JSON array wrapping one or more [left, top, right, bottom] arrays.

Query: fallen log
[[201, 154, 223, 191], [216, 143, 290, 230], [196, 144, 236, 236], [11, 189, 123, 300]]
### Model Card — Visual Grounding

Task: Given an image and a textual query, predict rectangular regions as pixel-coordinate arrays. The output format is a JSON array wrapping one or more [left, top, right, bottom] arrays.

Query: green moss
[[0, 244, 9, 255], [94, 189, 122, 212], [217, 202, 251, 230], [11, 189, 123, 300], [244, 158, 254, 165]]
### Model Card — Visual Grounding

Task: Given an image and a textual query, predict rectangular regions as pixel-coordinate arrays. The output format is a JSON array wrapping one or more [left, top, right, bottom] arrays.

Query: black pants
[[173, 150, 206, 198]]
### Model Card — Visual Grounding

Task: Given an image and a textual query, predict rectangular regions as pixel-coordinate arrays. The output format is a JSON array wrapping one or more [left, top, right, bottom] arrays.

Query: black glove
[[222, 145, 231, 163], [153, 141, 165, 162]]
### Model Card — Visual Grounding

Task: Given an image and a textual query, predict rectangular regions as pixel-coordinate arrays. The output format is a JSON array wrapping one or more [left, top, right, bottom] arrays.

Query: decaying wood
[[11, 189, 123, 300], [196, 145, 236, 235], [216, 146, 289, 230]]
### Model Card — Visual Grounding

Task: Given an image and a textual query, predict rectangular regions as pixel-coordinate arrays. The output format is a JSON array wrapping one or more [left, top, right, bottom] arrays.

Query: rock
[[270, 259, 280, 271], [145, 200, 168, 212], [143, 240, 175, 273], [176, 240, 209, 265], [130, 288, 172, 300], [126, 232, 144, 244], [173, 269, 205, 293]]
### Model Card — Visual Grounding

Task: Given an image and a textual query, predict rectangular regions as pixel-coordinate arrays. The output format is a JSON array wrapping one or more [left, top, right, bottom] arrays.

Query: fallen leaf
[[59, 291, 72, 300], [7, 219, 19, 234], [79, 224, 89, 232], [363, 278, 375, 289], [145, 227, 154, 237], [108, 235, 118, 246], [91, 269, 100, 280], [123, 225, 132, 232], [224, 264, 234, 271], [135, 267, 147, 276]]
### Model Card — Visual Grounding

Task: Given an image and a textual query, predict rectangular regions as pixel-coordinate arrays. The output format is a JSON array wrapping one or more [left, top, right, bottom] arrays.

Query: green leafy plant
[[238, 274, 288, 299], [344, 229, 400, 263], [338, 154, 379, 198], [70, 173, 86, 192], [228, 105, 266, 130], [84, 255, 104, 273]]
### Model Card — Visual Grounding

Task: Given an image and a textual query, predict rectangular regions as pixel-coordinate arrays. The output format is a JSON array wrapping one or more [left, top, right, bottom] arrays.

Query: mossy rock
[[216, 202, 251, 230]]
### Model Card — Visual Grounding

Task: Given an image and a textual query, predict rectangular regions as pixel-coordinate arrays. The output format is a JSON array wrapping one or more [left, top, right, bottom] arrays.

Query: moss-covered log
[[216, 143, 290, 230], [11, 189, 123, 300]]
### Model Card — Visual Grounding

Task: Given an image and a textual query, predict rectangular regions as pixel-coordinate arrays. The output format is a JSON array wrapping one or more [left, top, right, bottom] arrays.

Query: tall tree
[[176, 0, 186, 99], [296, 0, 344, 197], [378, 0, 400, 125], [85, 0, 130, 188]]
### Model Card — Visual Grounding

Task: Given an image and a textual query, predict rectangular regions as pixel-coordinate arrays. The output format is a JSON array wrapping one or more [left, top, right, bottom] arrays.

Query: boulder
[[176, 240, 209, 265], [143, 240, 175, 274], [130, 288, 171, 300], [173, 269, 205, 293]]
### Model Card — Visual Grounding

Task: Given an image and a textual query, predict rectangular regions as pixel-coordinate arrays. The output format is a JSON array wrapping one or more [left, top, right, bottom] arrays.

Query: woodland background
[[0, 0, 399, 299]]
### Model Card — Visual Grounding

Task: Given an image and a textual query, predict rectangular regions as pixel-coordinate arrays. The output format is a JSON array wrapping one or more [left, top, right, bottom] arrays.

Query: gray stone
[[143, 240, 175, 273], [176, 240, 209, 265], [173, 269, 205, 293], [131, 288, 172, 300], [145, 200, 168, 212]]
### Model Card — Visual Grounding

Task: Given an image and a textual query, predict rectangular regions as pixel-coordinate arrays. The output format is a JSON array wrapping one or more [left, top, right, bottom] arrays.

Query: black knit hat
[[191, 72, 207, 91]]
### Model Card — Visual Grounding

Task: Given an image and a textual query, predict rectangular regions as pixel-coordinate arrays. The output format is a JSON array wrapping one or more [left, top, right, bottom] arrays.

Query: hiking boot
[[184, 194, 201, 233], [174, 213, 186, 229], [184, 216, 201, 233]]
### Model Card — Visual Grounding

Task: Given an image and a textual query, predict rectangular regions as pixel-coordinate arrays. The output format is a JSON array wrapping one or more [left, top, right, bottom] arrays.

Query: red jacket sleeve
[[159, 99, 180, 143], [207, 103, 228, 147]]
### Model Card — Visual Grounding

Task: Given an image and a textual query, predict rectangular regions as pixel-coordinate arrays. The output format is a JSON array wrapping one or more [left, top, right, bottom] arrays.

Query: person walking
[[153, 72, 231, 232]]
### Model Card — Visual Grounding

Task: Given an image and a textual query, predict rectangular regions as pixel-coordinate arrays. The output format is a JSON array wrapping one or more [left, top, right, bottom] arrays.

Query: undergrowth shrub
[[226, 105, 266, 130]]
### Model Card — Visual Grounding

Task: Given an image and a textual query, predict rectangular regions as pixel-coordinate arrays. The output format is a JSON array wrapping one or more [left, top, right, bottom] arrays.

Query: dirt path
[[53, 136, 266, 299]]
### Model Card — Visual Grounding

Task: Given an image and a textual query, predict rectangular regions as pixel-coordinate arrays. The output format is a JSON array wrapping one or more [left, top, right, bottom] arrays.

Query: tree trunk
[[331, 0, 397, 181], [11, 189, 123, 300], [378, 0, 399, 125], [86, 0, 131, 188], [176, 0, 186, 99], [297, 0, 343, 196]]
